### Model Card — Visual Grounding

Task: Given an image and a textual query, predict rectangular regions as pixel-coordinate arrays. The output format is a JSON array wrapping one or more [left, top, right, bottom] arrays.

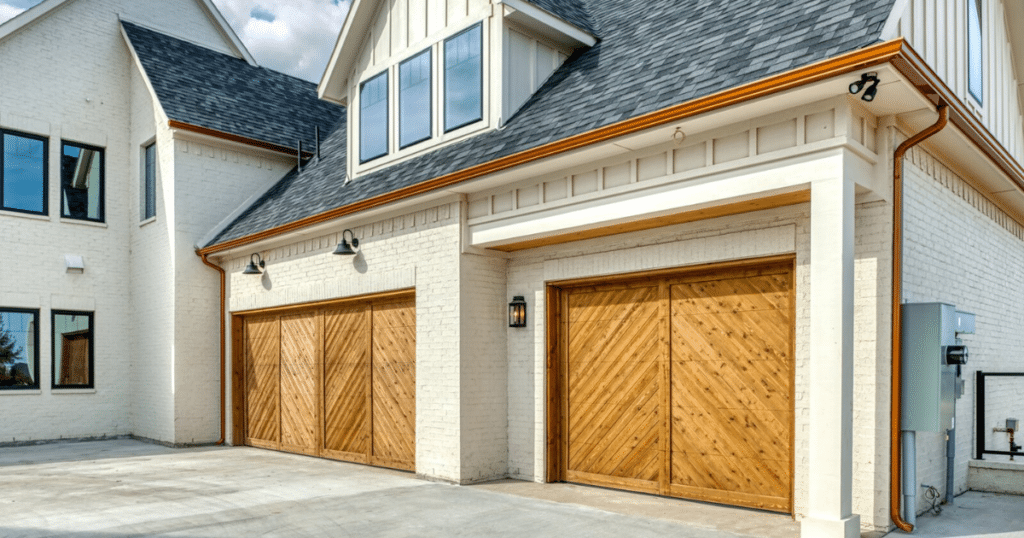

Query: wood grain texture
[[550, 260, 794, 513], [323, 305, 371, 461], [566, 285, 661, 483], [371, 300, 417, 471], [280, 312, 320, 456], [669, 271, 793, 511], [245, 316, 280, 447]]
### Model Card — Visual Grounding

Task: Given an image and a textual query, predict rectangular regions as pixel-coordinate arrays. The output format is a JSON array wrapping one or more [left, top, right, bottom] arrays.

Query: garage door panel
[[671, 310, 792, 363], [673, 359, 790, 412], [324, 306, 370, 457], [566, 286, 662, 484], [555, 261, 793, 513], [280, 313, 320, 455], [245, 317, 280, 446], [670, 273, 790, 316], [372, 300, 416, 471]]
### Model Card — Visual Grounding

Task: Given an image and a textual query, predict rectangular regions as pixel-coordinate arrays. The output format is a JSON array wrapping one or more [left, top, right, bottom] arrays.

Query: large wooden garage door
[[240, 293, 415, 472], [552, 260, 793, 512]]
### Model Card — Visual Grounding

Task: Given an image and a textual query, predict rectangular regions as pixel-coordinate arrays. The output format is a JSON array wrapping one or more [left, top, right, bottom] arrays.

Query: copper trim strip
[[169, 120, 313, 157]]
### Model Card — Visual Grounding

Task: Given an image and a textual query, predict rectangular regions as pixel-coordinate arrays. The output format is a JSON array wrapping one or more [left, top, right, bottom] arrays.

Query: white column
[[801, 175, 859, 538]]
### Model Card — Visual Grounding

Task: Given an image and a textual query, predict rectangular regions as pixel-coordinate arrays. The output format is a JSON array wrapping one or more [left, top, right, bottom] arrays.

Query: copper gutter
[[890, 104, 948, 532], [199, 252, 228, 446], [169, 120, 315, 158]]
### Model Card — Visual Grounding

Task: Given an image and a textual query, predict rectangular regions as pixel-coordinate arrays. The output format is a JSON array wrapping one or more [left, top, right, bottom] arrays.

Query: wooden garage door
[[552, 260, 793, 512], [240, 293, 415, 472]]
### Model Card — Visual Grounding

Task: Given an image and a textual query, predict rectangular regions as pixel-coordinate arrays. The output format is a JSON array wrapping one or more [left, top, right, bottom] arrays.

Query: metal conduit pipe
[[199, 252, 227, 446], [891, 104, 949, 533]]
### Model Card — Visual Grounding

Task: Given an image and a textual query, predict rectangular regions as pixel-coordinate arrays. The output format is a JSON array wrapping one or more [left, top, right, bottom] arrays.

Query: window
[[400, 50, 433, 149], [0, 308, 39, 390], [1, 129, 48, 215], [968, 0, 983, 104], [52, 311, 93, 389], [360, 71, 389, 163], [142, 143, 156, 221], [61, 142, 104, 222], [444, 24, 483, 132]]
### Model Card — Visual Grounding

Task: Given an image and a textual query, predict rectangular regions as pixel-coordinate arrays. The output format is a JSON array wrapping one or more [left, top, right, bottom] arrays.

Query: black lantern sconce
[[849, 72, 880, 102], [509, 296, 527, 328], [333, 229, 360, 256], [242, 253, 265, 275]]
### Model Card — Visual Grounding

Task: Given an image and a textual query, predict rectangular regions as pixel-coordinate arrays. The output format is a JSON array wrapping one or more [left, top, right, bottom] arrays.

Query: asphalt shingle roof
[[122, 21, 343, 151], [526, 0, 596, 34], [206, 0, 897, 248]]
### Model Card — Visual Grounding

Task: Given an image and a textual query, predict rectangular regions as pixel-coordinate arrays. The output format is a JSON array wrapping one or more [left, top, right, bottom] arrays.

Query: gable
[[0, 0, 253, 64]]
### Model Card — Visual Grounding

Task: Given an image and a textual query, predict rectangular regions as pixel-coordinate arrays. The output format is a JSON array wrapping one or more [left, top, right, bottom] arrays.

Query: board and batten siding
[[893, 0, 1024, 161], [504, 26, 570, 121]]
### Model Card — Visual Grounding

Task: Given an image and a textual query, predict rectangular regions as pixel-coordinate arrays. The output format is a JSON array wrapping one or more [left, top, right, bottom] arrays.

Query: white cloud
[[213, 0, 351, 82], [0, 0, 350, 83], [0, 3, 26, 24]]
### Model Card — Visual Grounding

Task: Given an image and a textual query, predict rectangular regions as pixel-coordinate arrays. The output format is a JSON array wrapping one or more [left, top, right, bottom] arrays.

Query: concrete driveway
[[0, 439, 795, 538], [2, 440, 1022, 538]]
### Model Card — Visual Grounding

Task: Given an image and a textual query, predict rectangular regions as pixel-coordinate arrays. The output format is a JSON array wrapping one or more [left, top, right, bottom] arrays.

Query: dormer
[[318, 0, 595, 178]]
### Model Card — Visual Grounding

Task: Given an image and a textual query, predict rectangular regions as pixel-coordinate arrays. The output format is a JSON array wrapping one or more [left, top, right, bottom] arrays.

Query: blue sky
[[0, 0, 351, 82]]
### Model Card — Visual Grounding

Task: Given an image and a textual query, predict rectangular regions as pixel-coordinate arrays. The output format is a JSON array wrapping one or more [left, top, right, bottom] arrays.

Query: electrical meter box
[[901, 303, 975, 432]]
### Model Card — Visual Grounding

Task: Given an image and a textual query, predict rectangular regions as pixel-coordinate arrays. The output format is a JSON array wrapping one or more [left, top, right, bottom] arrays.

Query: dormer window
[[444, 24, 483, 132], [360, 71, 389, 163], [399, 50, 432, 149], [967, 0, 983, 104]]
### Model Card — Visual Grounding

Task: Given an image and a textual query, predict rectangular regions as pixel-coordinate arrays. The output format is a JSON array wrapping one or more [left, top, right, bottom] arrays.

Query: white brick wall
[[902, 144, 1024, 514], [0, 0, 265, 444], [222, 200, 509, 483]]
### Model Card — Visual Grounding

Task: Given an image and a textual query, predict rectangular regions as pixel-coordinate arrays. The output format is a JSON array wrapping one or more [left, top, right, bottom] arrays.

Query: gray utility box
[[901, 303, 975, 432]]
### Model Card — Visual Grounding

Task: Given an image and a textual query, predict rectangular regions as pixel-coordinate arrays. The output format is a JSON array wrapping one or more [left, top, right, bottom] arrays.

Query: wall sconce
[[849, 72, 880, 102], [333, 229, 360, 256], [508, 296, 527, 328], [242, 253, 265, 275]]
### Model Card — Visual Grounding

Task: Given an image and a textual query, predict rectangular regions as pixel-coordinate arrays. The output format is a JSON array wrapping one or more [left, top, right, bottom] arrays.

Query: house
[[2, 1, 1023, 537]]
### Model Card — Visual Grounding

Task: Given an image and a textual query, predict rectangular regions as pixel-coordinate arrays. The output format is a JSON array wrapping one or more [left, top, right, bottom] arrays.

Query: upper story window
[[360, 71, 390, 163], [61, 142, 104, 222], [52, 310, 93, 389], [0, 308, 39, 390], [1, 129, 48, 215], [444, 24, 483, 132], [968, 0, 983, 104], [142, 143, 156, 221], [400, 50, 433, 149]]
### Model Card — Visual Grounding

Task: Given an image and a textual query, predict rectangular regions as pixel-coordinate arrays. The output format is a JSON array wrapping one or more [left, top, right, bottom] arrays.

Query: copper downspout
[[199, 252, 227, 446], [891, 104, 948, 532]]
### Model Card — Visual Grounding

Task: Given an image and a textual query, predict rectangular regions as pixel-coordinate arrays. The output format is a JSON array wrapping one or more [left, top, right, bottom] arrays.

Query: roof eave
[[318, 0, 376, 105], [0, 0, 75, 45]]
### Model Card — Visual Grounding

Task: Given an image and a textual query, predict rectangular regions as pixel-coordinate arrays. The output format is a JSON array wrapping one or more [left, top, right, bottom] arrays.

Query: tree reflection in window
[[0, 309, 38, 389]]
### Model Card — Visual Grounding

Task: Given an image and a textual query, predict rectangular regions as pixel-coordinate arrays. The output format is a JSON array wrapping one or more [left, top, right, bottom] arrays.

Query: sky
[[0, 0, 351, 82]]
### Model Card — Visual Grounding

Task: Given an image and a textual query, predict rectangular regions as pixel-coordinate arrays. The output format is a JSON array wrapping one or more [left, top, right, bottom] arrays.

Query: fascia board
[[119, 23, 172, 127], [318, 0, 376, 105], [196, 0, 258, 66], [499, 0, 597, 47], [0, 0, 75, 45]]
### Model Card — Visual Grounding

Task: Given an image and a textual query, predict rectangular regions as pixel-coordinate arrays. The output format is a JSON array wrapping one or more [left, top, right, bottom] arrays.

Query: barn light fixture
[[509, 296, 527, 328], [333, 229, 360, 256], [242, 253, 265, 275], [849, 72, 880, 102]]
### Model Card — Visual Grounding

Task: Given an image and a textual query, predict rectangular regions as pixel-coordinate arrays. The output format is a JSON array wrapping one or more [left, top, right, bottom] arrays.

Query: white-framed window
[[142, 143, 156, 221], [360, 71, 390, 163], [968, 0, 983, 104]]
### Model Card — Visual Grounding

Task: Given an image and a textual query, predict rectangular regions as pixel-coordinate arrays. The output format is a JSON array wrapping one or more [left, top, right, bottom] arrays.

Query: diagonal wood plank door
[[554, 261, 794, 513], [323, 305, 371, 463], [565, 284, 663, 494], [280, 312, 321, 456], [245, 316, 280, 450], [669, 269, 793, 511], [371, 300, 416, 471]]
